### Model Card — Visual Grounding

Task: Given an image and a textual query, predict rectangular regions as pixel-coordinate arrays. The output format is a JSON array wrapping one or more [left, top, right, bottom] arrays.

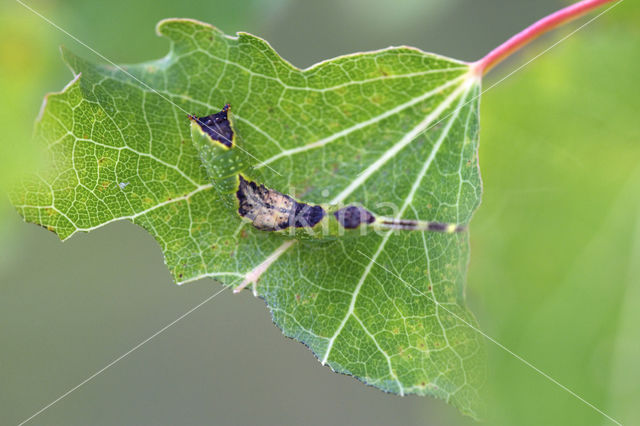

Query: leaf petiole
[[471, 0, 619, 76]]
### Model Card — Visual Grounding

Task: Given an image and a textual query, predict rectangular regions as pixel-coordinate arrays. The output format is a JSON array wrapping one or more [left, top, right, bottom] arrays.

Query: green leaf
[[10, 19, 485, 418]]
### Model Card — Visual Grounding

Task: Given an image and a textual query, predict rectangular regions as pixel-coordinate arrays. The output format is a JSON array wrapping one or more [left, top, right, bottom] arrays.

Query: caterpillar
[[189, 105, 466, 239]]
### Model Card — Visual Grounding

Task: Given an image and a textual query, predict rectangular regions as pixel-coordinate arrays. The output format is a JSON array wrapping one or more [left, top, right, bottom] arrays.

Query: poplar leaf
[[10, 19, 485, 418]]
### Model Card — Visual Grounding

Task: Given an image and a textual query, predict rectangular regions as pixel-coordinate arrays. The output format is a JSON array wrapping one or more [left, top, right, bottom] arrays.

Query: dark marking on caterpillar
[[334, 206, 376, 229], [381, 219, 466, 233], [236, 174, 325, 231], [189, 104, 234, 148]]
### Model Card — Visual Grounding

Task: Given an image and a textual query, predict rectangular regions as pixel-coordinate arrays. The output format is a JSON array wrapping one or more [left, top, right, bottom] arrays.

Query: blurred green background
[[1, 0, 638, 425]]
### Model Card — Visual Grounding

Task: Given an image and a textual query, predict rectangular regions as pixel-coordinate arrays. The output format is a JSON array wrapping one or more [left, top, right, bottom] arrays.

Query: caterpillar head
[[189, 104, 235, 149], [190, 104, 250, 179]]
